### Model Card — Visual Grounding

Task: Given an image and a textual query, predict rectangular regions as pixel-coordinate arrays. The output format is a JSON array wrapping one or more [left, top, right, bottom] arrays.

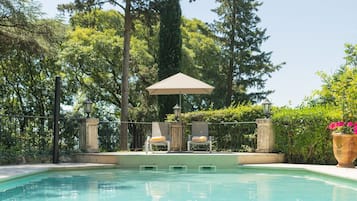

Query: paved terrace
[[1, 163, 357, 182], [0, 163, 117, 182]]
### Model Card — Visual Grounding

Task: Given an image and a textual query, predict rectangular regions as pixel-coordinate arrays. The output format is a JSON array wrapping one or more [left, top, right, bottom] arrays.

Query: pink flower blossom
[[337, 121, 344, 127], [328, 121, 357, 134], [328, 122, 337, 130]]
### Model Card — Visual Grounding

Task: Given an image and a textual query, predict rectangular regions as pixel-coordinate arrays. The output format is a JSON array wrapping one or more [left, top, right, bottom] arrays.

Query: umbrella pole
[[179, 94, 182, 121], [179, 94, 181, 110]]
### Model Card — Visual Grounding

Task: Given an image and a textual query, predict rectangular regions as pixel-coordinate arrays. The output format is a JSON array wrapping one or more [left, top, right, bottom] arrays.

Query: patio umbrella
[[146, 72, 214, 111], [146, 72, 214, 95]]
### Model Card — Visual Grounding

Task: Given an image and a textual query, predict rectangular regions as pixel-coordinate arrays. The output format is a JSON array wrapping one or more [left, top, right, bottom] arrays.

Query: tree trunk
[[226, 55, 234, 107], [225, 1, 236, 107], [120, 0, 131, 151]]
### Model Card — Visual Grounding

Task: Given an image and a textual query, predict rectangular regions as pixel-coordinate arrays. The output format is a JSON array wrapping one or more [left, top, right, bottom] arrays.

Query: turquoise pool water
[[1, 168, 357, 201]]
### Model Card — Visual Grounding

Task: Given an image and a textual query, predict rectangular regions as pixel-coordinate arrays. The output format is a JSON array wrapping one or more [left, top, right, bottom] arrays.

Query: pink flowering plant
[[320, 67, 357, 135], [328, 121, 357, 135]]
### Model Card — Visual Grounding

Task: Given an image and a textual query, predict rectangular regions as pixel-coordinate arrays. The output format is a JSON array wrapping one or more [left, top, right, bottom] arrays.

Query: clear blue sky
[[39, 0, 357, 107]]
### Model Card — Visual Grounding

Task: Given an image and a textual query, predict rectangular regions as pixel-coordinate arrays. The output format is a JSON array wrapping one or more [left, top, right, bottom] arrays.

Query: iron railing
[[97, 121, 257, 152], [0, 114, 257, 164], [0, 114, 81, 164]]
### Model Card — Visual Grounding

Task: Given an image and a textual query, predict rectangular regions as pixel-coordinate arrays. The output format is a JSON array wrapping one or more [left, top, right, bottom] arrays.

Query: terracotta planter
[[332, 133, 357, 168]]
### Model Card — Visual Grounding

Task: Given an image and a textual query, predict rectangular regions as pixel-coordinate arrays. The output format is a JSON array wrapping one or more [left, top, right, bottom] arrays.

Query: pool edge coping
[[242, 164, 357, 182], [1, 163, 357, 183]]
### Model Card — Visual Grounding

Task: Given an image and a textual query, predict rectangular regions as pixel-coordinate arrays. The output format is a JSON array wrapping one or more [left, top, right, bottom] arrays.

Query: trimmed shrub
[[168, 105, 264, 151], [272, 105, 340, 164]]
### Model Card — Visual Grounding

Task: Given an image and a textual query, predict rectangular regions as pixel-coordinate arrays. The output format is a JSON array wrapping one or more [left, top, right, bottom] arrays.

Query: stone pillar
[[79, 118, 99, 153], [256, 118, 274, 153], [170, 122, 183, 151]]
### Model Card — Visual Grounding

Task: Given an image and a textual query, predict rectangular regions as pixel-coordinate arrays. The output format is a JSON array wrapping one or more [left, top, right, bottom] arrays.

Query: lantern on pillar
[[262, 98, 272, 118], [173, 104, 181, 122], [84, 99, 93, 118]]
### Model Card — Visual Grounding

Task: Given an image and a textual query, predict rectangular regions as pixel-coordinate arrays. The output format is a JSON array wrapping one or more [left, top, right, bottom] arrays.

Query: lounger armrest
[[188, 135, 192, 141], [166, 135, 171, 141], [145, 136, 151, 154]]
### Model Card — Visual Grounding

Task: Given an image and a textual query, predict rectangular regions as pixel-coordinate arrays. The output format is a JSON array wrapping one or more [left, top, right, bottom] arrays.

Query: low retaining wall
[[74, 152, 285, 169]]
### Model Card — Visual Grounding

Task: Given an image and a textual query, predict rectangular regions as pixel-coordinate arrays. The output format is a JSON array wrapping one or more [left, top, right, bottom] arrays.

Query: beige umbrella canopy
[[147, 72, 214, 120], [146, 72, 214, 95]]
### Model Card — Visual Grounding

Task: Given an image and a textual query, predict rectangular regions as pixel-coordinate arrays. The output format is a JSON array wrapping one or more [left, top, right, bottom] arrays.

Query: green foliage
[[158, 0, 182, 120], [180, 105, 263, 123], [0, 1, 65, 113], [59, 10, 156, 117], [60, 113, 82, 153], [5, 0, 343, 164], [344, 43, 357, 67], [59, 10, 159, 150], [273, 106, 339, 164], [213, 0, 283, 107], [0, 1, 69, 164], [316, 65, 357, 122], [0, 1, 66, 116], [0, 0, 43, 52], [70, 9, 125, 31], [0, 115, 56, 164], [168, 105, 263, 151], [181, 18, 222, 109], [0, 1, 77, 163]]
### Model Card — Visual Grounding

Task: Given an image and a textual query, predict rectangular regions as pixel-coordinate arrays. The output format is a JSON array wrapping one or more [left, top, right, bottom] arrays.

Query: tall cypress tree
[[158, 0, 182, 120], [214, 0, 282, 107]]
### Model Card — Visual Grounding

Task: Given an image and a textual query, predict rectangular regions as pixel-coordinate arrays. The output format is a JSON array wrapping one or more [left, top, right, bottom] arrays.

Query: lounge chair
[[187, 121, 212, 152], [145, 122, 170, 153]]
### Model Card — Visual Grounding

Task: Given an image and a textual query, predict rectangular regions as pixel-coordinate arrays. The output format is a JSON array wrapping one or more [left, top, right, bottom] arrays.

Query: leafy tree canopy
[[315, 44, 357, 121]]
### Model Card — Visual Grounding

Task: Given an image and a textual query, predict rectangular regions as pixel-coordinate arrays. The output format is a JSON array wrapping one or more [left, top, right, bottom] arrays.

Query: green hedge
[[272, 105, 340, 164], [175, 104, 342, 164], [180, 105, 264, 123], [167, 105, 264, 151]]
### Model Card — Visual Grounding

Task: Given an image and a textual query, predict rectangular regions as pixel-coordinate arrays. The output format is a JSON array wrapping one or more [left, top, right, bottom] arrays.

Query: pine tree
[[214, 0, 282, 107]]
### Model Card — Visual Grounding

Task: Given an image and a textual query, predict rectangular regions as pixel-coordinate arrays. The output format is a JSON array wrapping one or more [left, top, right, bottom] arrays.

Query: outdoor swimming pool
[[0, 168, 357, 201]]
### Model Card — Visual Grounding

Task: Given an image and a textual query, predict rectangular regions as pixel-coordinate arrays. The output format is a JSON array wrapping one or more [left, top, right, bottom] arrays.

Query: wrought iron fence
[[0, 114, 53, 164], [184, 122, 257, 152], [0, 114, 81, 164], [98, 121, 152, 152], [0, 114, 257, 164], [98, 121, 257, 152]]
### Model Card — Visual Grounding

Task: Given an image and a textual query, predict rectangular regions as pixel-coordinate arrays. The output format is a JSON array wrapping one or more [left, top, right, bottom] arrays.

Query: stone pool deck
[[0, 163, 117, 182], [244, 163, 357, 181], [1, 163, 357, 182]]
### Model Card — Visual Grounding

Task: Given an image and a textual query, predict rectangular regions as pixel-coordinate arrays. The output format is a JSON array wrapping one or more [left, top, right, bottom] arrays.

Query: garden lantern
[[84, 99, 93, 118], [262, 98, 272, 118], [173, 104, 181, 121]]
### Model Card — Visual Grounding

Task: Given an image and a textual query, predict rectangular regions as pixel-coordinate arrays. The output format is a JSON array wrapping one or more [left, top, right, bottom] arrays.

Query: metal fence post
[[52, 76, 61, 163]]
